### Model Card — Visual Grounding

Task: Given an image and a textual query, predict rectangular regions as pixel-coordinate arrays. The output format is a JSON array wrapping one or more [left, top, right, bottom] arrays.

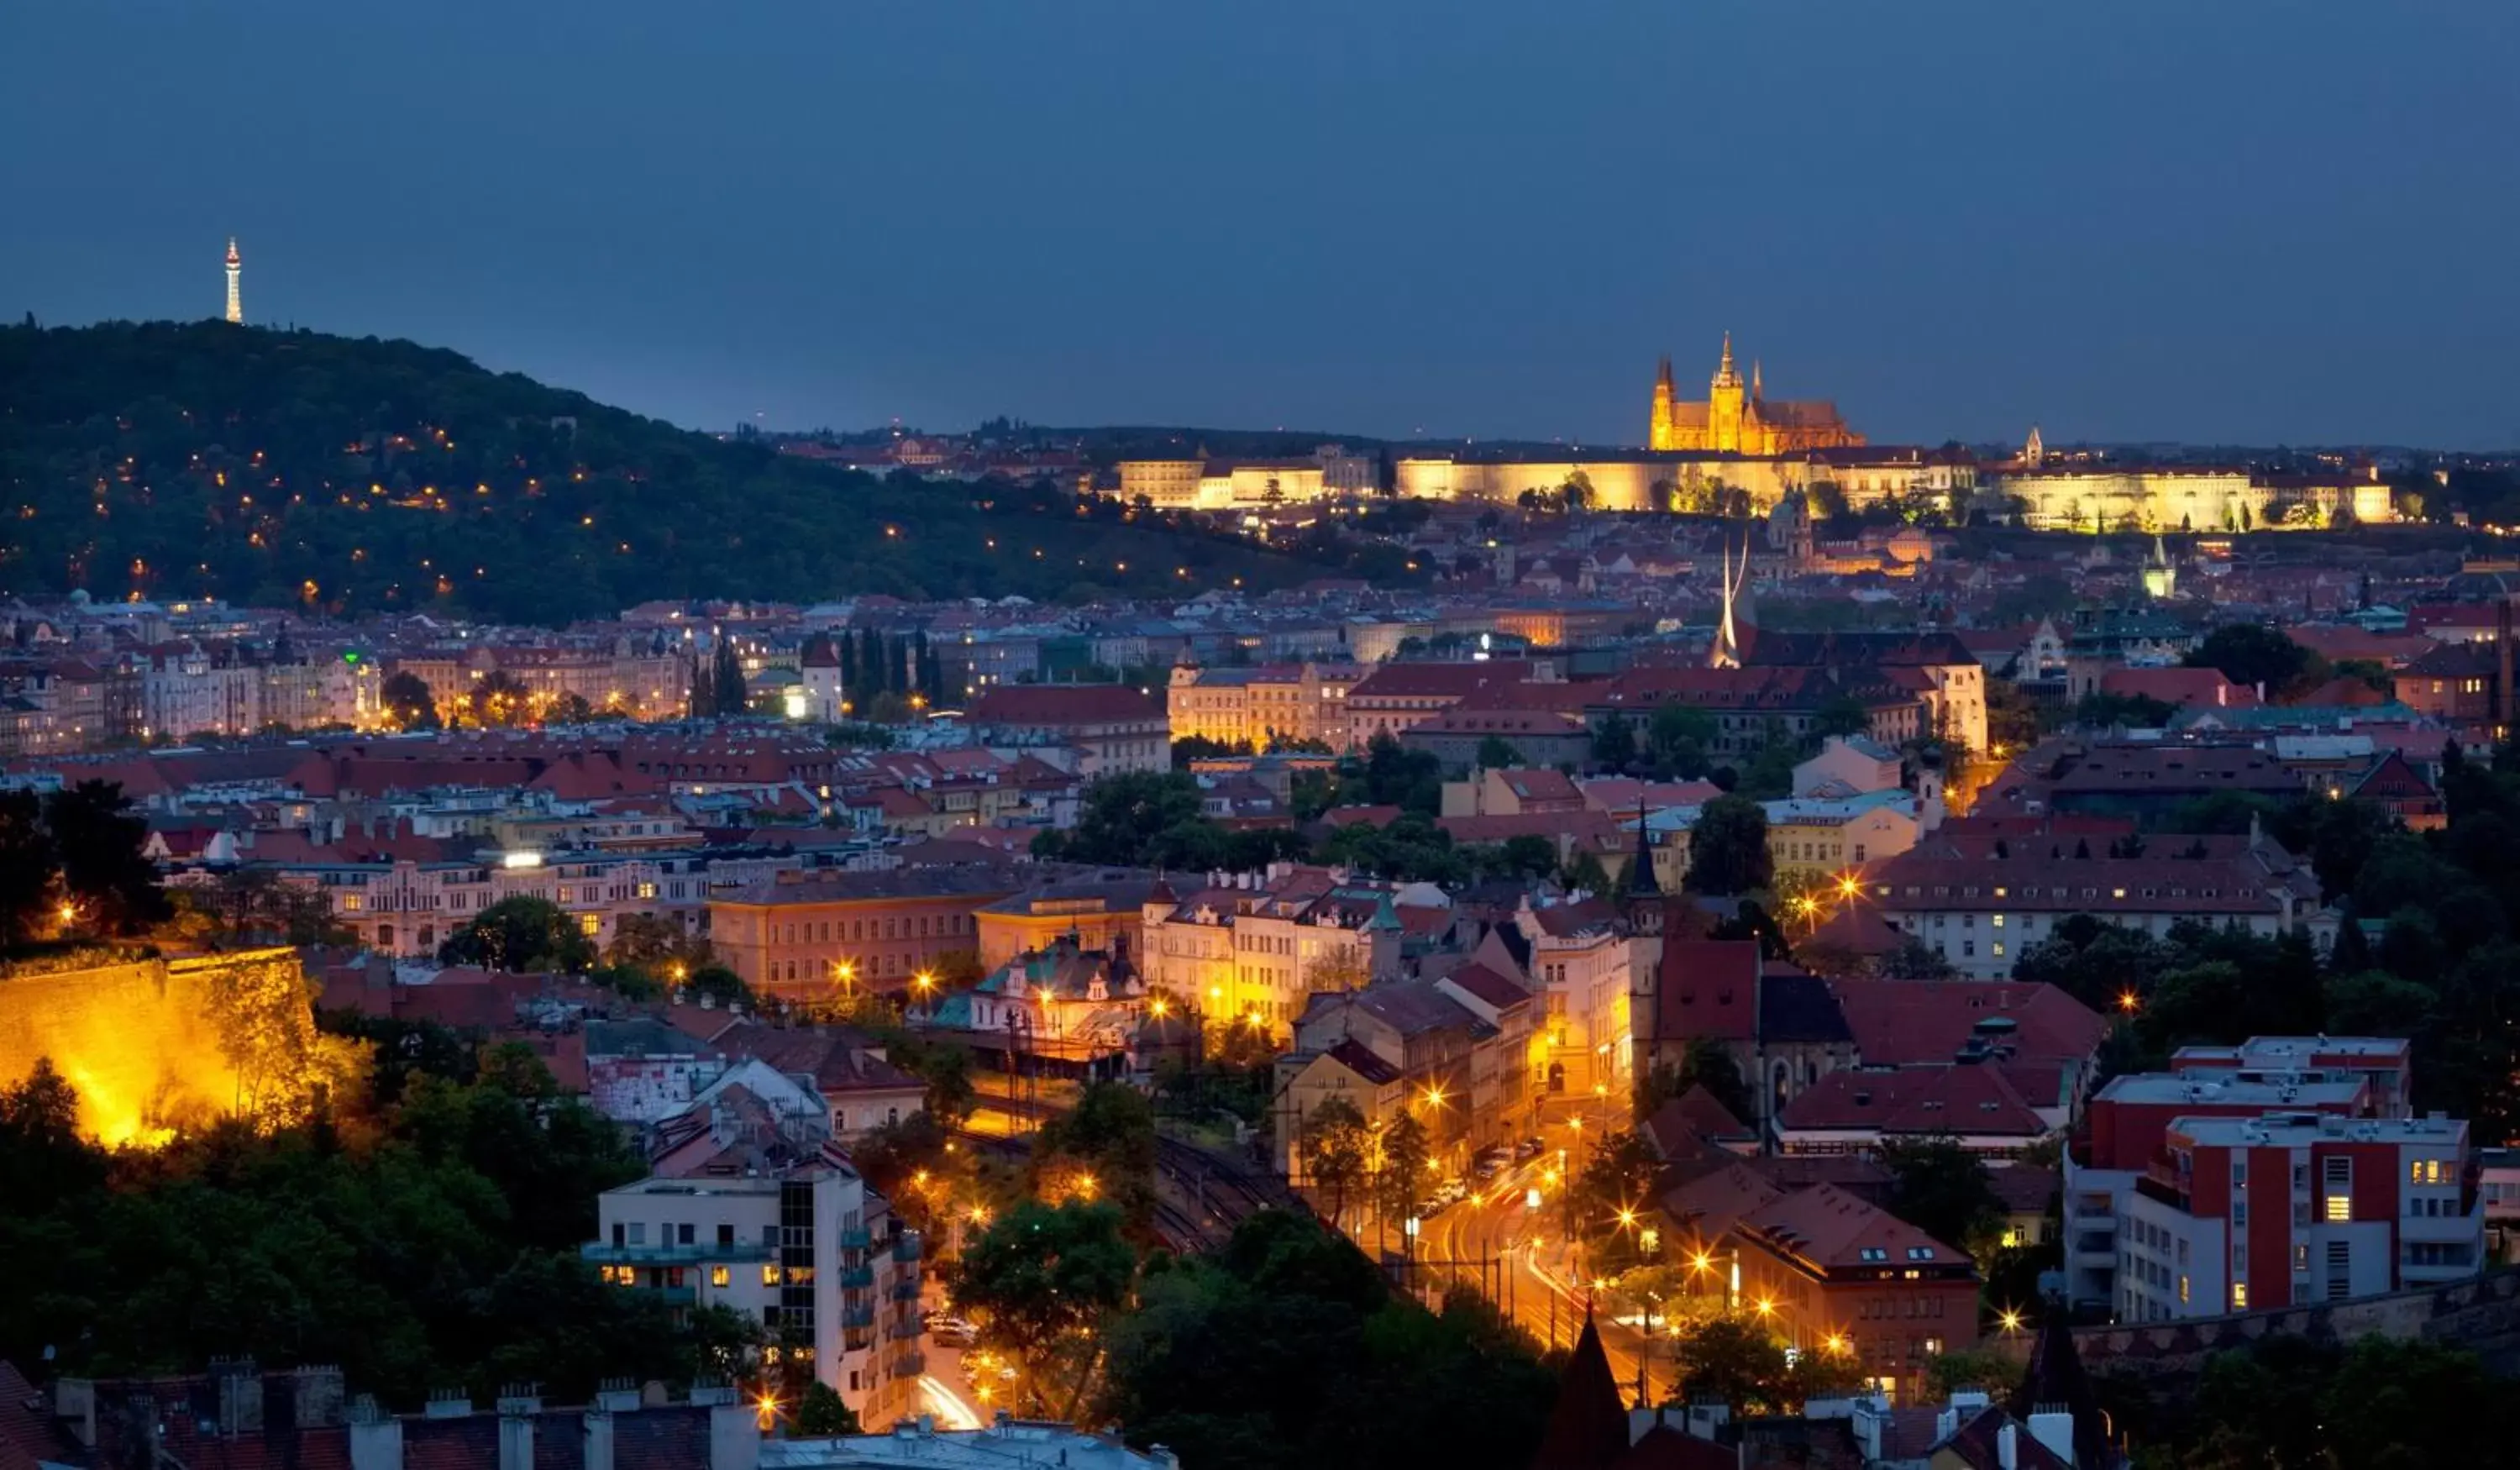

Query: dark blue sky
[[7, 3, 2515, 447]]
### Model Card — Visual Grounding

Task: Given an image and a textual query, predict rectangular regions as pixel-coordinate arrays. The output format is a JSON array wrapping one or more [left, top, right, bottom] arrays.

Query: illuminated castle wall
[[0, 948, 346, 1146]]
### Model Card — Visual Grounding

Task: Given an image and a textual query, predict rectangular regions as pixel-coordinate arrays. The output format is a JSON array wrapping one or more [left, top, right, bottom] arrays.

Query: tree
[[1377, 1111, 1433, 1222], [2184, 623, 2315, 696], [793, 1379, 858, 1436], [1879, 1135, 2003, 1259], [1302, 1096, 1373, 1226], [1646, 705, 1717, 778], [1474, 734, 1524, 770], [462, 668, 533, 727], [953, 1200, 1137, 1416], [0, 788, 58, 946], [1592, 713, 1638, 771], [1631, 1038, 1755, 1130], [1569, 1128, 1661, 1270], [1683, 793, 1772, 896], [381, 670, 439, 729], [1096, 1211, 1553, 1470], [1031, 1080, 1158, 1222], [439, 895, 599, 973], [1032, 771, 1208, 867], [1670, 1315, 1790, 1413], [44, 780, 168, 934], [711, 639, 748, 716], [1811, 694, 1871, 738]]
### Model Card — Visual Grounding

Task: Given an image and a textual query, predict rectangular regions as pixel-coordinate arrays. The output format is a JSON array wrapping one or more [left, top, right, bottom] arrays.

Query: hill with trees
[[0, 320, 1410, 623]]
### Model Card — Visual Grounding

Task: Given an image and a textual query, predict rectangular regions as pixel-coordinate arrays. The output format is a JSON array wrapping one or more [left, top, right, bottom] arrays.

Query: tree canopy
[[0, 322, 1407, 622]]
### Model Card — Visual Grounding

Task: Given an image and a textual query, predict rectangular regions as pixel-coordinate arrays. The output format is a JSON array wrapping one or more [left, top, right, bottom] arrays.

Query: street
[[1374, 1159, 1672, 1405]]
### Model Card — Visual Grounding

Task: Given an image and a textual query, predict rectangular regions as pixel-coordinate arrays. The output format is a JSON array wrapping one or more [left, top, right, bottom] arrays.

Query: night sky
[[6, 2, 2515, 447]]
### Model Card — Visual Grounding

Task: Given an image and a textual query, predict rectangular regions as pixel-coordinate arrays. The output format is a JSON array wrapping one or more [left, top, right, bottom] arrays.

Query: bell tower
[[1624, 800, 1667, 1079], [1649, 356, 1677, 451], [1708, 333, 1746, 453]]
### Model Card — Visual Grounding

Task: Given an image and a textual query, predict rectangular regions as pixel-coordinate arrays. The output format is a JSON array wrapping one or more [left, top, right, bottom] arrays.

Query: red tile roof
[[968, 684, 1163, 727], [1826, 979, 2104, 1066], [1740, 1180, 1971, 1271], [1651, 939, 1762, 1043], [1777, 1063, 2050, 1140]]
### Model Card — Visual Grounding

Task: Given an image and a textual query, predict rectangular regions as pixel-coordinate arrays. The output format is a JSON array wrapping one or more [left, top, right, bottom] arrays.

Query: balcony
[[581, 1241, 772, 1268], [891, 1233, 922, 1263], [890, 1279, 922, 1303], [886, 1319, 923, 1341], [839, 1226, 872, 1250], [843, 1304, 876, 1330], [841, 1265, 876, 1290], [889, 1352, 927, 1378]]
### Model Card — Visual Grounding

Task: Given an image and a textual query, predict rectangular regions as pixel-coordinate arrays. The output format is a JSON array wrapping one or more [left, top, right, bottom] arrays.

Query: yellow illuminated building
[[1650, 334, 1863, 455]]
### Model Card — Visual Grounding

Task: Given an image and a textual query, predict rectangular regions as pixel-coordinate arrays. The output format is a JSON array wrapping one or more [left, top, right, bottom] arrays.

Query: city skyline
[[3, 3, 2514, 449]]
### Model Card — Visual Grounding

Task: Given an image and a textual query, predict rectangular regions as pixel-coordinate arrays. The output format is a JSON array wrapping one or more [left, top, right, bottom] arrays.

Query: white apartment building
[[585, 1161, 925, 1428]]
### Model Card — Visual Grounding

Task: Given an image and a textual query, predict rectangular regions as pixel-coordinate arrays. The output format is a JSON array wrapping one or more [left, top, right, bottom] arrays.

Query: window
[[762, 1264, 780, 1286], [711, 1266, 730, 1288], [627, 1223, 645, 1245], [2324, 1193, 2352, 1222], [2233, 1282, 2249, 1309], [1991, 913, 2005, 928], [2178, 1275, 2190, 1305], [717, 1224, 734, 1247], [343, 895, 363, 911], [677, 1222, 695, 1246]]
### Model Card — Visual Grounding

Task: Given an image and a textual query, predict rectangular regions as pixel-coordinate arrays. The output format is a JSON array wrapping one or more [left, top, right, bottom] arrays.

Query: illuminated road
[[1389, 1163, 1670, 1404], [918, 1373, 984, 1431]]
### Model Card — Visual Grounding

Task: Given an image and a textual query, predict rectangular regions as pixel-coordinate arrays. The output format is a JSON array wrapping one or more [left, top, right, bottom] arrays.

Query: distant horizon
[[29, 312, 2519, 461], [6, 4, 2514, 452]]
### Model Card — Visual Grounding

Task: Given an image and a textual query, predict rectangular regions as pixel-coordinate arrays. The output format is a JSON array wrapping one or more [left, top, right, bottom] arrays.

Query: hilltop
[[0, 321, 1402, 624]]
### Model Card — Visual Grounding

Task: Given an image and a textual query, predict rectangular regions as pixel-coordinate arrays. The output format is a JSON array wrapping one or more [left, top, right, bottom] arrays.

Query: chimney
[[1998, 1420, 2019, 1470], [294, 1364, 348, 1428], [349, 1396, 403, 1470], [584, 1406, 615, 1470], [497, 1386, 539, 1470], [2028, 1405, 2077, 1465]]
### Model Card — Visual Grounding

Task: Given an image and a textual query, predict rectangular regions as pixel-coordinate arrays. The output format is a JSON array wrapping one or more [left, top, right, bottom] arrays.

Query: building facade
[[1649, 336, 1864, 456]]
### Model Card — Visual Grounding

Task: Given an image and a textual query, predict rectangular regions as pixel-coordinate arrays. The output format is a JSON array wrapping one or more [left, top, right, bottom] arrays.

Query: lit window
[[2178, 1275, 2190, 1304], [2233, 1282, 2249, 1309], [342, 895, 362, 911], [762, 1264, 780, 1286], [2324, 1194, 2352, 1222], [580, 914, 601, 935], [711, 1266, 729, 1288]]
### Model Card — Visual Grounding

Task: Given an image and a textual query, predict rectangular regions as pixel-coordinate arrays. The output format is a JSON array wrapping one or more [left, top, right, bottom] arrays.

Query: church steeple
[[1751, 358, 1762, 400], [1713, 331, 1740, 391]]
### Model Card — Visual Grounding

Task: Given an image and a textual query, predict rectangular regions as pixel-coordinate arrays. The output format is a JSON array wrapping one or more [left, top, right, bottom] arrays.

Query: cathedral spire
[[1712, 332, 1742, 391], [1751, 358, 1762, 399]]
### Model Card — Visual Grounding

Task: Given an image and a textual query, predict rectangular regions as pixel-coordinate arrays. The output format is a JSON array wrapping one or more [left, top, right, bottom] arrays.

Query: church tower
[[1623, 800, 1667, 1086], [1708, 333, 1746, 453], [223, 238, 243, 324], [1649, 356, 1677, 451]]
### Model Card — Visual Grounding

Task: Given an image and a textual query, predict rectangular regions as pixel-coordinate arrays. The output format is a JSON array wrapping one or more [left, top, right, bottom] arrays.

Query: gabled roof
[[1530, 1316, 1631, 1470], [1651, 939, 1761, 1043], [1827, 979, 2105, 1067], [1777, 1063, 2050, 1140], [1739, 1180, 1971, 1273]]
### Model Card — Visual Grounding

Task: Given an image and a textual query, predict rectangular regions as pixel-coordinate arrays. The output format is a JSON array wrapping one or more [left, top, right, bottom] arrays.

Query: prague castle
[[1649, 334, 1862, 454]]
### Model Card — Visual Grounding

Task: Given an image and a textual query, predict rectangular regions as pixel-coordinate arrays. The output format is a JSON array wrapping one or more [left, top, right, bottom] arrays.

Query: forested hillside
[[0, 321, 1391, 623]]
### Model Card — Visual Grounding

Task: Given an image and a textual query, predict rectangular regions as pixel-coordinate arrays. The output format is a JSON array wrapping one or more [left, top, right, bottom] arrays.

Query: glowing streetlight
[[1998, 1308, 2024, 1334], [1422, 1084, 1446, 1109], [1754, 1297, 1776, 1317], [1824, 1333, 1850, 1356], [1149, 997, 1170, 1018], [2118, 990, 2140, 1015]]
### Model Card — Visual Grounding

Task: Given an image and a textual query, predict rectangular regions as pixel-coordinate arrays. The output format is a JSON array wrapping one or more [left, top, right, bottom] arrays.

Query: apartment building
[[1166, 660, 1364, 751], [1137, 866, 1409, 1039], [708, 866, 1025, 1000], [1513, 895, 1632, 1100], [1858, 831, 2325, 979], [584, 1157, 924, 1427], [1659, 1168, 1981, 1404], [966, 684, 1168, 777], [1342, 659, 1549, 748], [2118, 1110, 2481, 1320]]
